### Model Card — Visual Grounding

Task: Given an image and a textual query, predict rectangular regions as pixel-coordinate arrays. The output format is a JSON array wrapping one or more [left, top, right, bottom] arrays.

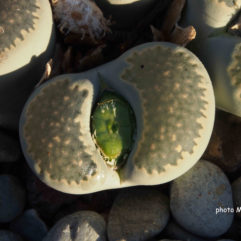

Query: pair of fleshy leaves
[[20, 42, 215, 194], [181, 0, 241, 117]]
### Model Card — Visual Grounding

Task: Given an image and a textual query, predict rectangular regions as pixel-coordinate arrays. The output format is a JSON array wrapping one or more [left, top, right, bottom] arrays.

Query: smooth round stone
[[0, 230, 23, 241], [0, 175, 25, 223], [107, 187, 169, 241], [53, 191, 115, 223], [159, 240, 181, 241], [164, 221, 207, 241], [232, 177, 241, 218], [23, 164, 78, 221], [170, 160, 233, 238], [217, 240, 235, 241], [43, 211, 106, 241], [225, 218, 241, 240], [10, 209, 48, 241], [0, 131, 21, 163]]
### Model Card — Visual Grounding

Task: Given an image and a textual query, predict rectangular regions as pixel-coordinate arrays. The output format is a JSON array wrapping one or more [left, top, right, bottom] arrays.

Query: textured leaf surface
[[0, 0, 39, 57], [122, 45, 209, 173], [228, 42, 241, 101], [23, 78, 98, 184]]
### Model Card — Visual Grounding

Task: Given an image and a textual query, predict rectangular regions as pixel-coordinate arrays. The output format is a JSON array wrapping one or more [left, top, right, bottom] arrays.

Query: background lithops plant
[[180, 0, 241, 117], [0, 0, 55, 130], [180, 0, 241, 46], [197, 36, 241, 117], [0, 0, 38, 56], [19, 42, 215, 194], [95, 0, 158, 29]]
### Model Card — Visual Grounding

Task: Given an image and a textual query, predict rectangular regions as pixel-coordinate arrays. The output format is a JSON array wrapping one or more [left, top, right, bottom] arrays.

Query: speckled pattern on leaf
[[24, 78, 98, 184], [122, 45, 208, 174], [227, 42, 241, 100], [0, 0, 38, 55]]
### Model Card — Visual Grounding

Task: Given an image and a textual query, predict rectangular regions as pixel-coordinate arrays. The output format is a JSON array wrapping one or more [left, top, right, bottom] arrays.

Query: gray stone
[[10, 209, 48, 241], [164, 221, 209, 241], [225, 218, 241, 240], [43, 211, 106, 241], [0, 131, 21, 163], [159, 240, 181, 241], [170, 160, 233, 238], [217, 240, 235, 241], [232, 177, 241, 218], [0, 230, 23, 241], [107, 187, 170, 241], [0, 175, 25, 223], [23, 165, 78, 221]]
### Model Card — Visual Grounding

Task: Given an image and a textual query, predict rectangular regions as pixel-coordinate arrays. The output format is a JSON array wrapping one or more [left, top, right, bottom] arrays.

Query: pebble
[[224, 218, 241, 240], [23, 164, 77, 222], [107, 187, 170, 241], [0, 131, 21, 163], [217, 240, 235, 241], [0, 175, 25, 223], [232, 177, 241, 218], [159, 240, 181, 241], [170, 160, 233, 238], [10, 209, 48, 241], [43, 211, 106, 241], [163, 221, 208, 241], [0, 230, 23, 241], [53, 190, 115, 223]]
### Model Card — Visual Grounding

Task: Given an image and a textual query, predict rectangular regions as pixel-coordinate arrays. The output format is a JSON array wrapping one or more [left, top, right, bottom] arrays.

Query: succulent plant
[[197, 36, 241, 116], [180, 0, 241, 45], [19, 42, 215, 194], [0, 0, 37, 55], [95, 0, 157, 29], [180, 0, 241, 117], [0, 0, 55, 130]]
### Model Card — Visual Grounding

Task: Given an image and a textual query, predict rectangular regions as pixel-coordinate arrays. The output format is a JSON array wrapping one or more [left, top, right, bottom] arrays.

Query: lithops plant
[[180, 0, 241, 45], [180, 0, 241, 117], [19, 42, 215, 194], [197, 36, 241, 117], [0, 0, 55, 130], [96, 0, 158, 29]]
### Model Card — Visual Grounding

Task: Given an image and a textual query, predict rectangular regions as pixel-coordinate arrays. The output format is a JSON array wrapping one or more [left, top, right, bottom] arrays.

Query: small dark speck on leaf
[[82, 89, 88, 98]]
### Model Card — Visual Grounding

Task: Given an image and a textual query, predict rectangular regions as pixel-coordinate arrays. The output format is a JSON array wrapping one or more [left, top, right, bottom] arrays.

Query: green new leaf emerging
[[91, 91, 136, 169]]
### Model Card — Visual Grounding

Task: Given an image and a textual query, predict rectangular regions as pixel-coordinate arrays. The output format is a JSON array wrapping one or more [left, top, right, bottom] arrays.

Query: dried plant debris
[[35, 59, 53, 88], [51, 0, 111, 44], [76, 44, 106, 71], [203, 110, 241, 173], [228, 12, 241, 36], [168, 25, 196, 46], [151, 0, 196, 46], [45, 0, 195, 79]]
